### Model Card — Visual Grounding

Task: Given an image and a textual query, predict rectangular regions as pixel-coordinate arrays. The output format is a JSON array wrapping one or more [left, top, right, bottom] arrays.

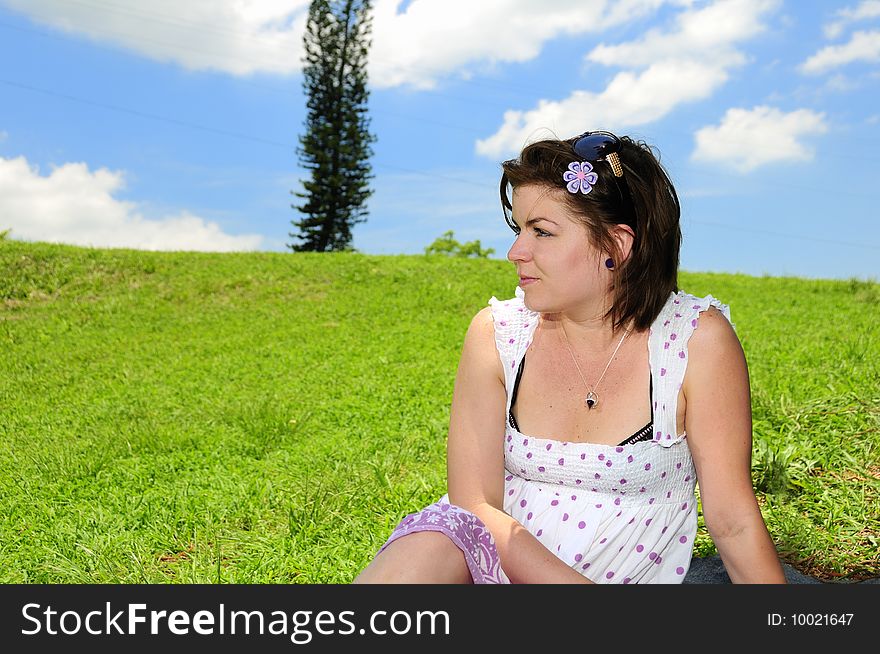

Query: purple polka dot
[[606, 461, 613, 468], [545, 443, 552, 450], [691, 318, 697, 327], [551, 499, 559, 506], [660, 368, 666, 376], [508, 489, 514, 496], [645, 518, 652, 526], [571, 495, 577, 500], [661, 471, 667, 478], [684, 475, 691, 481], [606, 571, 614, 579], [676, 566, 685, 575], [558, 458, 565, 466], [678, 351, 686, 359], [578, 521, 586, 529], [507, 434, 512, 443], [575, 479, 582, 485], [676, 462, 682, 469], [639, 487, 646, 493], [664, 342, 670, 350], [636, 544, 644, 553], [505, 474, 513, 481], [623, 578, 631, 584], [562, 513, 569, 521], [538, 466, 545, 472], [598, 453, 605, 461], [536, 529, 543, 537], [522, 438, 529, 446], [662, 526, 668, 534], [614, 498, 621, 506], [667, 491, 672, 498], [644, 463, 652, 471], [654, 555, 662, 565], [615, 447, 624, 453], [594, 473, 601, 479], [620, 478, 627, 484], [527, 512, 533, 520], [649, 497, 655, 504], [679, 536, 688, 544], [648, 552, 657, 561], [681, 502, 688, 510], [670, 333, 677, 341], [580, 453, 586, 460], [627, 455, 634, 463], [595, 503, 602, 509], [526, 452, 532, 459], [599, 538, 607, 544], [582, 563, 591, 570], [520, 499, 527, 508], [575, 553, 583, 562]]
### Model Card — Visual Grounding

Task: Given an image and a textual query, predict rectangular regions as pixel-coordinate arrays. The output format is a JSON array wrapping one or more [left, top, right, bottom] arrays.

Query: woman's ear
[[610, 224, 635, 264]]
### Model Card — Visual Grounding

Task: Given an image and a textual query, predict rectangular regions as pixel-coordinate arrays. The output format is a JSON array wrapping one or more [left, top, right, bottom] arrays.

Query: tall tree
[[289, 0, 375, 252]]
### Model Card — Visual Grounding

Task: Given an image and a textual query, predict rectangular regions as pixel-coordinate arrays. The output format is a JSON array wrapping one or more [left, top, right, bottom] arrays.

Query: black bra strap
[[508, 353, 654, 445]]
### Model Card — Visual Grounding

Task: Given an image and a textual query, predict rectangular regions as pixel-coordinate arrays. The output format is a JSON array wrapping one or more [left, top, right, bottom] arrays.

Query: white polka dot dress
[[377, 287, 732, 584]]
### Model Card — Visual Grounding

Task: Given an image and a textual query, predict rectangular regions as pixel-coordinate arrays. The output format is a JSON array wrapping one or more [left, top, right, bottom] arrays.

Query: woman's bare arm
[[446, 307, 593, 584], [683, 307, 787, 583]]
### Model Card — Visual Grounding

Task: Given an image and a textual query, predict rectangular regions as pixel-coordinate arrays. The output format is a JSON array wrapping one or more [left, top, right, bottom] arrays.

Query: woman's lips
[[519, 277, 538, 286]]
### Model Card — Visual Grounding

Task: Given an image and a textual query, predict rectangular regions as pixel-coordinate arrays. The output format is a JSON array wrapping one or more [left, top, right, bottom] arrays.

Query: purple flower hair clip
[[563, 161, 598, 194]]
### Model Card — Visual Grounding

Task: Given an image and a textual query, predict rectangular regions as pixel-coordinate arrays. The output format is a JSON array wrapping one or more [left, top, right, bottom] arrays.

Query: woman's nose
[[507, 234, 530, 263]]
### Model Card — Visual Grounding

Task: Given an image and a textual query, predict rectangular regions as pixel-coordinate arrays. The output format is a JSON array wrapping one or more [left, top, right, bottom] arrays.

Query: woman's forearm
[[711, 520, 787, 583], [471, 502, 595, 584]]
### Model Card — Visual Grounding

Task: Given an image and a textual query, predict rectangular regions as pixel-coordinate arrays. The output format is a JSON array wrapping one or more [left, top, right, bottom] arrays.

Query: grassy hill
[[1, 239, 877, 583]]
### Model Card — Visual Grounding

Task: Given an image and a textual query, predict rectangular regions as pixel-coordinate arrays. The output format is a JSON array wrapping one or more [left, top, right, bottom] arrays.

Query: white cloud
[[824, 0, 880, 39], [800, 30, 880, 74], [477, 0, 779, 158], [0, 155, 264, 251], [2, 0, 310, 76], [691, 106, 827, 172], [370, 0, 676, 90], [2, 0, 680, 87]]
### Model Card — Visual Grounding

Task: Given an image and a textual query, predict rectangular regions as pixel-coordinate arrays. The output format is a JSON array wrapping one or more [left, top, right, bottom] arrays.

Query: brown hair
[[499, 134, 681, 331]]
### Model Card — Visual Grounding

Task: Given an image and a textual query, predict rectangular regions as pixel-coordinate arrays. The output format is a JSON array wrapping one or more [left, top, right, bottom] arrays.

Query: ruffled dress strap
[[488, 286, 541, 413], [648, 290, 732, 447]]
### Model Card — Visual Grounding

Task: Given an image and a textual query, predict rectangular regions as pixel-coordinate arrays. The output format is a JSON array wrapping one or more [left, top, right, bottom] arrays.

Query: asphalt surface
[[683, 555, 879, 584]]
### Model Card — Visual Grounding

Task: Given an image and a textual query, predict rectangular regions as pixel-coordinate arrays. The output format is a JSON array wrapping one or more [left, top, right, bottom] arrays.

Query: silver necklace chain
[[559, 324, 630, 410]]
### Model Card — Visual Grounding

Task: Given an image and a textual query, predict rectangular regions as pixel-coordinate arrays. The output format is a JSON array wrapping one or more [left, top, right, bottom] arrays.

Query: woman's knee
[[353, 531, 472, 584]]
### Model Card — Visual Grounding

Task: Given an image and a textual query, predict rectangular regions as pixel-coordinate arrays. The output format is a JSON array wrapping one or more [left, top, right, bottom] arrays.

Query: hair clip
[[563, 161, 598, 194]]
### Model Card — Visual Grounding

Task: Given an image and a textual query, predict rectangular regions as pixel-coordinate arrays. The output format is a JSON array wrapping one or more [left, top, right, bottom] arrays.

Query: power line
[[686, 219, 879, 250], [1, 81, 876, 247], [0, 77, 490, 188]]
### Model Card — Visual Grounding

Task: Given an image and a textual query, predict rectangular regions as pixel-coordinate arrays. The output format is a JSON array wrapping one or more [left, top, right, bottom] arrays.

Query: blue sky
[[0, 0, 878, 281]]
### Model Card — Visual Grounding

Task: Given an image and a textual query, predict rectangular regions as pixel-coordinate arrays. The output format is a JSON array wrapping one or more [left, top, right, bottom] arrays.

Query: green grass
[[1, 240, 877, 583]]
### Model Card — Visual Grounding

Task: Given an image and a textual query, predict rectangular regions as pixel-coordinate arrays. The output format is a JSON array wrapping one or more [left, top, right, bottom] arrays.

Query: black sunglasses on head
[[571, 130, 637, 231]]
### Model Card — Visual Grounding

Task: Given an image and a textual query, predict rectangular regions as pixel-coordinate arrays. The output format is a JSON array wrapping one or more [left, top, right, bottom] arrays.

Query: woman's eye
[[534, 228, 550, 237]]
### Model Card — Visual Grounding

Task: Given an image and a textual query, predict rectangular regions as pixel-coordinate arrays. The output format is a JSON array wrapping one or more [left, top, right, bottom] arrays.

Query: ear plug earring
[[605, 258, 614, 270]]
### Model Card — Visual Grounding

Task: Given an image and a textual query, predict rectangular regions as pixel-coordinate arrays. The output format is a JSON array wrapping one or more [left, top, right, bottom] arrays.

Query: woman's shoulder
[[672, 291, 742, 366]]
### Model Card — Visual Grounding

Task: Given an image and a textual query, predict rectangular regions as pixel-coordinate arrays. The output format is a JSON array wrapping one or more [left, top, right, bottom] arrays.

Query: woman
[[354, 131, 786, 584]]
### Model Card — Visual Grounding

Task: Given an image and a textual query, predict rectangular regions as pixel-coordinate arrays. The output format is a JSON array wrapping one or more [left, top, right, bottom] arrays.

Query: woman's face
[[506, 184, 609, 315]]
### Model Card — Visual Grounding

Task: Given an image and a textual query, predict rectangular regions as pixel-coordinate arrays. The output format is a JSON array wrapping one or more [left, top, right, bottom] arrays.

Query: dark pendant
[[585, 392, 598, 409]]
